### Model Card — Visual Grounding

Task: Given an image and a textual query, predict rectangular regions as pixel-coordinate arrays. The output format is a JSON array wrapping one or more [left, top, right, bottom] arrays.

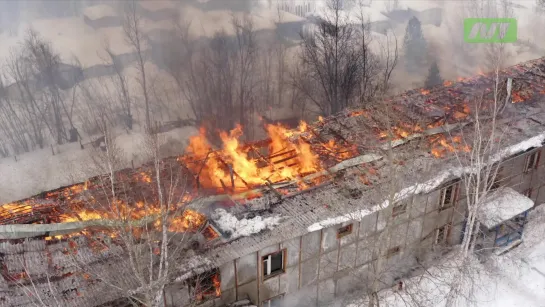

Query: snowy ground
[[0, 126, 197, 204], [342, 205, 545, 307]]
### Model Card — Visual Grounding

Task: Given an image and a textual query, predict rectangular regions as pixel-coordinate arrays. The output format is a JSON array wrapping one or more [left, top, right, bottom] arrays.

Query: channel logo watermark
[[463, 18, 517, 43]]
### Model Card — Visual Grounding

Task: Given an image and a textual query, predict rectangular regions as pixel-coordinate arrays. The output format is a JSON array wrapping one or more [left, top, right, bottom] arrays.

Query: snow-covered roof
[[83, 4, 118, 20], [478, 187, 534, 229], [308, 5, 389, 24]]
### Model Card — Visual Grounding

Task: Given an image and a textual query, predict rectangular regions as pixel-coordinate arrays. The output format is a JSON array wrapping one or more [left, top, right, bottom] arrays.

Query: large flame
[[182, 122, 325, 191]]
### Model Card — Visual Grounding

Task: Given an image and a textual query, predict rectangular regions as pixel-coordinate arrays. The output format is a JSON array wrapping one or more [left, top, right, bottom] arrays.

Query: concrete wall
[[165, 146, 545, 307]]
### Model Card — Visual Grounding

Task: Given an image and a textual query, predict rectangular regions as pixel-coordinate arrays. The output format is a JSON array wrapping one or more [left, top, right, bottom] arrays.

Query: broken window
[[188, 268, 221, 302], [201, 224, 220, 241], [262, 294, 285, 307], [392, 203, 407, 217], [262, 250, 285, 278], [439, 182, 458, 210], [337, 224, 353, 239], [434, 223, 451, 245], [524, 150, 540, 173]]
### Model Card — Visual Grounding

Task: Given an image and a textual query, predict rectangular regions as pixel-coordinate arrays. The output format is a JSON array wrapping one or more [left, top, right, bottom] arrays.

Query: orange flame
[[182, 123, 324, 191], [212, 273, 221, 297], [429, 134, 471, 158], [350, 110, 368, 117], [444, 80, 453, 87], [421, 89, 430, 95], [512, 91, 524, 103]]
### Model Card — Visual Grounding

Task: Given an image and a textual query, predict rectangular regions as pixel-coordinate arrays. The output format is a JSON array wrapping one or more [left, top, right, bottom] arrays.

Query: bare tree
[[123, 0, 151, 130], [102, 41, 134, 130], [58, 127, 206, 306], [6, 48, 49, 149], [231, 14, 260, 139], [0, 74, 30, 154], [295, 0, 363, 116], [22, 28, 67, 145]]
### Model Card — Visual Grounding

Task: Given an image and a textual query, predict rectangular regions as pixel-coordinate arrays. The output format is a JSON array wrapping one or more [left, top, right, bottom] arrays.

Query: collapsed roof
[[1, 57, 545, 303]]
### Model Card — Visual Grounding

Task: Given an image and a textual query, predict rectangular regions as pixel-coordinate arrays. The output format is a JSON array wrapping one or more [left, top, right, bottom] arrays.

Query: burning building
[[2, 57, 545, 306]]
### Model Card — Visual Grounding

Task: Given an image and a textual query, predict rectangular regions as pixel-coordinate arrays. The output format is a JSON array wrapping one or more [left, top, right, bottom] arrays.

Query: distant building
[[83, 4, 122, 30]]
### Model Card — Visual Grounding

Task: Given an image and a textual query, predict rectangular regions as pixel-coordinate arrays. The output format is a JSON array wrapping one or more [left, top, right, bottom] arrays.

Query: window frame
[[392, 202, 407, 217], [262, 249, 286, 280], [337, 224, 353, 239], [434, 223, 451, 245], [438, 181, 459, 211], [524, 150, 541, 173]]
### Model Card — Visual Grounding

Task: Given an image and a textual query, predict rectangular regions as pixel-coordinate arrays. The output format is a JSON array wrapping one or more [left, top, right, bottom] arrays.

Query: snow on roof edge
[[307, 131, 545, 232], [212, 209, 282, 240]]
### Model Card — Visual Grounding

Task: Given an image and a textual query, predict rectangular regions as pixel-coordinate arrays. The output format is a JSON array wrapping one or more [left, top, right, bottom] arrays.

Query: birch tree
[[123, 0, 151, 130], [59, 127, 205, 306]]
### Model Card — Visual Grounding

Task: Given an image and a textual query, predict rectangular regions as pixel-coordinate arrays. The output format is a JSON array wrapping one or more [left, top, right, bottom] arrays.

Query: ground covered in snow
[[342, 206, 545, 307], [0, 126, 196, 204]]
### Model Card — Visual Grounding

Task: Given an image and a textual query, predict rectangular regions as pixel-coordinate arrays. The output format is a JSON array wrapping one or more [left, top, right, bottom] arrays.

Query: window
[[386, 246, 400, 258], [392, 203, 407, 217], [524, 151, 540, 173], [439, 183, 458, 210], [337, 224, 353, 238], [262, 250, 285, 278], [262, 294, 285, 307], [189, 269, 221, 303], [434, 224, 451, 245]]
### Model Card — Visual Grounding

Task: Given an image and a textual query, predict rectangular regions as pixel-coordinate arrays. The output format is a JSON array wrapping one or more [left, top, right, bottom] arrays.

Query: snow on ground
[[212, 208, 282, 240], [344, 205, 545, 307], [0, 126, 197, 204]]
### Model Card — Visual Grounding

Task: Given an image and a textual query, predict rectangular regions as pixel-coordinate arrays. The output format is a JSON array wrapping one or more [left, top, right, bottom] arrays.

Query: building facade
[[164, 145, 544, 307]]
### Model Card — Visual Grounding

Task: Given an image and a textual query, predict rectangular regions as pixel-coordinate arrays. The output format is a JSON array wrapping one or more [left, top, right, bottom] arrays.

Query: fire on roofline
[[1, 56, 545, 238]]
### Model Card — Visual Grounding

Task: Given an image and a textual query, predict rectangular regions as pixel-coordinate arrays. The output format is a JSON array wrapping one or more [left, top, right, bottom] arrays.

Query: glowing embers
[[190, 268, 222, 302], [181, 122, 357, 193], [378, 122, 423, 141], [201, 224, 220, 241], [429, 134, 471, 158]]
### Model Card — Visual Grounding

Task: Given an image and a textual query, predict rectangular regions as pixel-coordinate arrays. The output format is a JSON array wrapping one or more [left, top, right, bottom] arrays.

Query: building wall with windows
[[164, 146, 544, 307]]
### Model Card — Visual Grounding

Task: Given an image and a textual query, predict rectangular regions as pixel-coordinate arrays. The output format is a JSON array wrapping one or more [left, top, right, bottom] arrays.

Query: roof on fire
[[3, 57, 545, 283], [177, 56, 545, 275]]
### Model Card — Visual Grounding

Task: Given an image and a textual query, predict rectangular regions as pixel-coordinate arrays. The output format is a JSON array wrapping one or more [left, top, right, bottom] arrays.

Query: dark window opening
[[435, 223, 451, 245], [263, 250, 285, 279], [337, 224, 353, 238], [392, 203, 407, 217], [262, 294, 285, 307], [524, 151, 540, 173], [189, 268, 221, 303], [439, 183, 458, 210]]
